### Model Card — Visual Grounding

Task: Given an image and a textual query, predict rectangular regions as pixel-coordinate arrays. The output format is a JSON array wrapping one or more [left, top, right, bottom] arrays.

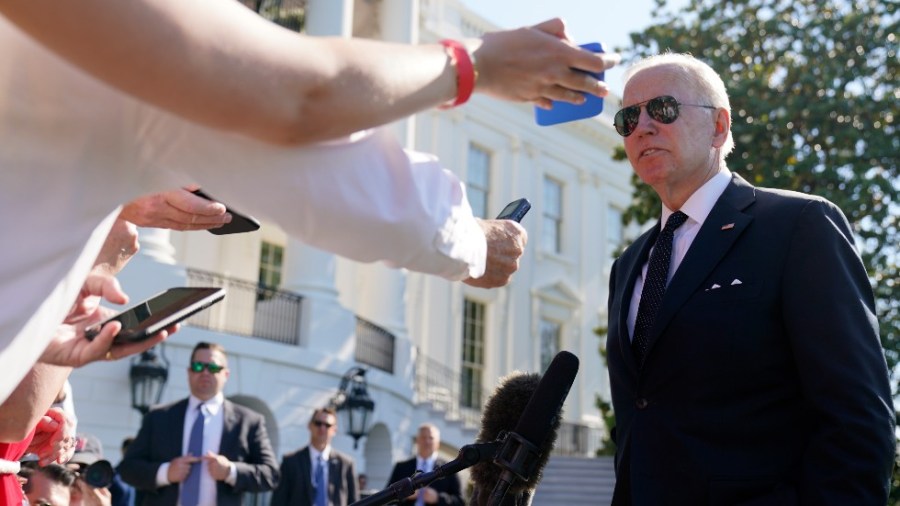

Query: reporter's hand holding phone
[[463, 219, 528, 289], [39, 270, 175, 368], [119, 186, 232, 232]]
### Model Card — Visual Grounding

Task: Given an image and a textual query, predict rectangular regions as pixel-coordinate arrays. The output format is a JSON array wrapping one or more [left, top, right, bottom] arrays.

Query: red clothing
[[0, 427, 35, 506]]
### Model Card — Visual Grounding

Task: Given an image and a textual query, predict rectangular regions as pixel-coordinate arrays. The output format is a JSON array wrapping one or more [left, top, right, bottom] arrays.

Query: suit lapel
[[218, 400, 237, 457], [327, 453, 341, 501], [643, 175, 756, 361], [297, 448, 314, 504], [172, 400, 189, 457]]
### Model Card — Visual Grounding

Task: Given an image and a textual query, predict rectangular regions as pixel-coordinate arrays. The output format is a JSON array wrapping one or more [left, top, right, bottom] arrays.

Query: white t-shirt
[[0, 16, 486, 403]]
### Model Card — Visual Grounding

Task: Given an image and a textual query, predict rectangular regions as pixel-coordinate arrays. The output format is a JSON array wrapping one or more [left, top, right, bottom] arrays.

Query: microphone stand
[[352, 441, 501, 506], [487, 432, 541, 506]]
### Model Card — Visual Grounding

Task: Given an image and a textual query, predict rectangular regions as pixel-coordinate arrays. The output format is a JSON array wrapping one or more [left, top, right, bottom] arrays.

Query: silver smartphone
[[85, 287, 225, 344]]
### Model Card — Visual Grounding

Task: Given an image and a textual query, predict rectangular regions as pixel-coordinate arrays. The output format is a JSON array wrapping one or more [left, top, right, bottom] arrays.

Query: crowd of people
[[16, 351, 460, 506], [0, 0, 894, 504]]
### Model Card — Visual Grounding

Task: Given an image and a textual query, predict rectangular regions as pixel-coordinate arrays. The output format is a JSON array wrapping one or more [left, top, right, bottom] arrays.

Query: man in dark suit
[[386, 423, 462, 506], [605, 53, 895, 505], [270, 407, 358, 506], [120, 342, 279, 506]]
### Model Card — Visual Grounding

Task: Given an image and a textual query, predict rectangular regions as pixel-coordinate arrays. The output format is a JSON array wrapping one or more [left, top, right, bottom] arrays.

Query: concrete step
[[531, 456, 615, 506]]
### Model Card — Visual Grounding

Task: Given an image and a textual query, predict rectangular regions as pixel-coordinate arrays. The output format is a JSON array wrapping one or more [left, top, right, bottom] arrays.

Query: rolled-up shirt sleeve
[[137, 116, 487, 281]]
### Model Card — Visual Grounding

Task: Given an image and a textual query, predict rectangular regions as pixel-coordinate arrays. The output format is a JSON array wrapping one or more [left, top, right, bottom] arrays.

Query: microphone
[[469, 351, 580, 506]]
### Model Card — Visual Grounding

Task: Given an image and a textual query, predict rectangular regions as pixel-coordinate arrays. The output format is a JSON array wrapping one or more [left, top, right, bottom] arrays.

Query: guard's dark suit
[[120, 398, 279, 506]]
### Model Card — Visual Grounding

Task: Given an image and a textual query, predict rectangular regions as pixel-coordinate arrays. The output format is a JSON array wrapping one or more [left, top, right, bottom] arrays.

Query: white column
[[348, 0, 418, 377], [282, 239, 355, 359], [305, 0, 353, 36], [117, 228, 186, 302], [380, 0, 419, 147]]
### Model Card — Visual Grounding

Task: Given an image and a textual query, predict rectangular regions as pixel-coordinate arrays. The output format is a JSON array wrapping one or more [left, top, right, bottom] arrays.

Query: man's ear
[[712, 108, 730, 148]]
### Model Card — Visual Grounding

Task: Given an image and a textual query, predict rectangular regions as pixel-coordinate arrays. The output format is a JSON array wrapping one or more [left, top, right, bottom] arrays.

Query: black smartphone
[[191, 189, 261, 235], [85, 287, 226, 344], [496, 198, 532, 222]]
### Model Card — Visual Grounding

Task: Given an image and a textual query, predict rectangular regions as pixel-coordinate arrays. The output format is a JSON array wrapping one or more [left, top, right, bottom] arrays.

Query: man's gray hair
[[624, 53, 734, 157]]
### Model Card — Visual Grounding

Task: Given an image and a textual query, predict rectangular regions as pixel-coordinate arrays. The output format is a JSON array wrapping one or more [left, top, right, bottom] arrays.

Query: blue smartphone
[[535, 42, 605, 126]]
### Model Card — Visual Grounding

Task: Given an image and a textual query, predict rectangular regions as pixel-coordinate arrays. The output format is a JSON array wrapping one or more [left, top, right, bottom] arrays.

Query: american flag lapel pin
[[721, 223, 735, 230]]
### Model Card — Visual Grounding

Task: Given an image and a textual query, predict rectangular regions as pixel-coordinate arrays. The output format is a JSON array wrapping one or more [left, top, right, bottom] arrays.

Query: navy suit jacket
[[606, 174, 894, 505], [269, 446, 358, 506], [386, 457, 463, 506], [119, 398, 280, 506]]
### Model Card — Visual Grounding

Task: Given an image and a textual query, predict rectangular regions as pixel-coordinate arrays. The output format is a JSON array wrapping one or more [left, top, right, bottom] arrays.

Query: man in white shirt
[[386, 423, 462, 506], [119, 342, 279, 505], [270, 407, 358, 506]]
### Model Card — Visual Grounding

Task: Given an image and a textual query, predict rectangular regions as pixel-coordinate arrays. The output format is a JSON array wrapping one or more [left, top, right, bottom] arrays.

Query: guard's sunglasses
[[190, 361, 225, 374], [614, 95, 716, 137]]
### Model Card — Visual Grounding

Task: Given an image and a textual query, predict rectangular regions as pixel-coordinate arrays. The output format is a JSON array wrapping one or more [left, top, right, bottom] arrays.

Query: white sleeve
[[137, 113, 487, 281]]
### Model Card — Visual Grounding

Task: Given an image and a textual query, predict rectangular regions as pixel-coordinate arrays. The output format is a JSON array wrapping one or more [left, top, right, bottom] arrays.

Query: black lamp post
[[331, 366, 375, 449], [129, 347, 169, 415]]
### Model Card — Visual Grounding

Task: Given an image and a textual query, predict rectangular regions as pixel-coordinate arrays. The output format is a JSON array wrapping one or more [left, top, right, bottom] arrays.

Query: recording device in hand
[[470, 351, 580, 506], [84, 287, 225, 343], [191, 189, 261, 235], [496, 198, 531, 222], [535, 42, 606, 126]]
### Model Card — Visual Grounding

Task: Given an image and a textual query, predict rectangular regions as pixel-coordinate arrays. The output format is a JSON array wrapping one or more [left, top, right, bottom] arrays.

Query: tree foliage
[[601, 0, 899, 491]]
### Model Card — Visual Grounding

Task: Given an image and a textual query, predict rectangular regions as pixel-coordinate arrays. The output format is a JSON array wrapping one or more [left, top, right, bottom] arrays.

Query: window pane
[[542, 178, 563, 253], [461, 298, 486, 408], [540, 319, 561, 371], [467, 145, 491, 219], [258, 242, 284, 289]]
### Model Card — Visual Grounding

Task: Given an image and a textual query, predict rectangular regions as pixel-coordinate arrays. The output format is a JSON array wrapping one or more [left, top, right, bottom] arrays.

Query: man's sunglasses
[[190, 361, 225, 374], [614, 95, 717, 137], [312, 420, 334, 428]]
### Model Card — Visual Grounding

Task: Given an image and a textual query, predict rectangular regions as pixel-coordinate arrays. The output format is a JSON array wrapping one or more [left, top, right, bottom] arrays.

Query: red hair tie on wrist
[[438, 39, 476, 109]]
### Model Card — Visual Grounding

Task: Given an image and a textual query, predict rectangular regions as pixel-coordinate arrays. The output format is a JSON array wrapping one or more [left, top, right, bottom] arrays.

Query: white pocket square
[[731, 279, 743, 286]]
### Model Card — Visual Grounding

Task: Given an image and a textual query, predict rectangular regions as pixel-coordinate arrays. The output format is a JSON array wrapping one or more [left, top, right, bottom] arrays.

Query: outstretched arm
[[1, 1, 617, 145]]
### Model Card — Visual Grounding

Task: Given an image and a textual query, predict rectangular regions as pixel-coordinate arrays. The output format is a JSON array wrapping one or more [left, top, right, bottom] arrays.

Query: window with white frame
[[542, 177, 563, 253], [461, 298, 486, 409], [258, 241, 284, 290], [540, 318, 562, 372], [466, 144, 491, 219]]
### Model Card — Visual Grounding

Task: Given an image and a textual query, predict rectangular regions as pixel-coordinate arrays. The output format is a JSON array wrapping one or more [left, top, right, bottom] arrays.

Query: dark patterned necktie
[[632, 211, 689, 367]]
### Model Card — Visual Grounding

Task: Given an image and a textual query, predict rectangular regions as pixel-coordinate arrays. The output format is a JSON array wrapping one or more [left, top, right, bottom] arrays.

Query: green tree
[[599, 0, 899, 491]]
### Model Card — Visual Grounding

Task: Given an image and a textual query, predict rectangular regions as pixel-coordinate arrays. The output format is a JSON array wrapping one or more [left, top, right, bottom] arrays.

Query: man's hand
[[40, 271, 173, 367], [119, 186, 231, 231], [93, 218, 140, 276], [464, 219, 527, 289], [27, 407, 76, 465], [167, 455, 201, 483], [203, 452, 233, 481], [474, 18, 621, 109]]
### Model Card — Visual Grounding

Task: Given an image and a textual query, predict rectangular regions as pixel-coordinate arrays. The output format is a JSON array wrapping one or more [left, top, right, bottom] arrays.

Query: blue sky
[[458, 0, 690, 96]]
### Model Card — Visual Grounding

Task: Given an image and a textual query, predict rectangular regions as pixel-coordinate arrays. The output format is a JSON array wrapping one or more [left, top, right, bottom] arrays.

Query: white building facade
[[68, 0, 635, 499]]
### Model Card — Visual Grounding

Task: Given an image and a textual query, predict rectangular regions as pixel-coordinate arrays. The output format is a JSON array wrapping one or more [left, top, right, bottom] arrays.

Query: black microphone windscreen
[[513, 351, 579, 445], [469, 351, 580, 503]]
